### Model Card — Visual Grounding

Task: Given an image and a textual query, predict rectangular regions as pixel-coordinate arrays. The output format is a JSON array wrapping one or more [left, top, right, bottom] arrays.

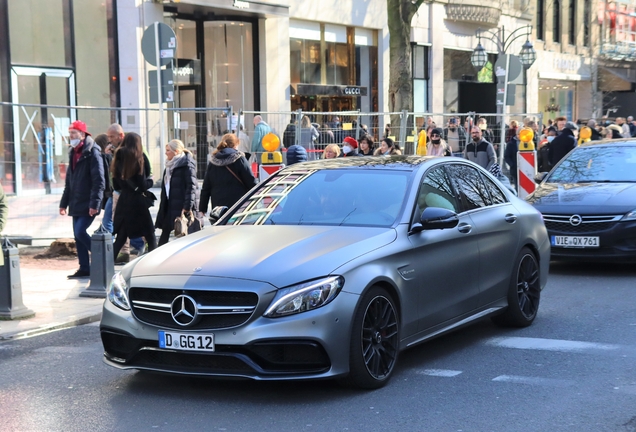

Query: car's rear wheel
[[345, 287, 399, 389], [492, 247, 541, 327]]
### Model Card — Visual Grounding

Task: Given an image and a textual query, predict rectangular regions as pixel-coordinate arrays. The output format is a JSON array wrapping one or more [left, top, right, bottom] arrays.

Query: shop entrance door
[[10, 67, 76, 195]]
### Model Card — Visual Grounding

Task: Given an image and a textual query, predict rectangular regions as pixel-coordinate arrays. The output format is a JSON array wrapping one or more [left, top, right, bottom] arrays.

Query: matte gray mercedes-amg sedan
[[101, 156, 550, 389]]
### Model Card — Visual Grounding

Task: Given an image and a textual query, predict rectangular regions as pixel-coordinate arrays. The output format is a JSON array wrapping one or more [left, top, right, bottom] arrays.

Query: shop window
[[8, 0, 69, 67], [290, 38, 321, 84], [73, 0, 113, 131], [412, 45, 429, 112]]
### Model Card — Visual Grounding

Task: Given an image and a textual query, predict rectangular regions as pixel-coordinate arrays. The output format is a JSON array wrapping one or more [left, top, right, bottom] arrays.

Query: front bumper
[[100, 287, 359, 380]]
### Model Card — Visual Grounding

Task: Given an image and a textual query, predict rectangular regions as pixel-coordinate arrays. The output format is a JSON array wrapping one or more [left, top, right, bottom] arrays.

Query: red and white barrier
[[516, 150, 537, 199]]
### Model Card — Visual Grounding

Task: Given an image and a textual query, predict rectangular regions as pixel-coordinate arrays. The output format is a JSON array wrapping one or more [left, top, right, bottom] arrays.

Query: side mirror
[[534, 172, 548, 184], [209, 206, 229, 224], [409, 207, 459, 234]]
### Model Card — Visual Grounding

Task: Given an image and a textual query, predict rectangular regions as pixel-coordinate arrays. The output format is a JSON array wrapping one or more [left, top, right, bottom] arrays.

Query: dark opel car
[[527, 140, 636, 261], [101, 156, 549, 389]]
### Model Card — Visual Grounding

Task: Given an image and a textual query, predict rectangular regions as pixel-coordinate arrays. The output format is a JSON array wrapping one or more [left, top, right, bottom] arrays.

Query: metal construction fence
[[0, 100, 542, 241]]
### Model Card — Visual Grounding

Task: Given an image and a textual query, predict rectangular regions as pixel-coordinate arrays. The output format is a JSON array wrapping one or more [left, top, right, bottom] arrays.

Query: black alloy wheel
[[346, 287, 399, 389], [492, 247, 541, 327]]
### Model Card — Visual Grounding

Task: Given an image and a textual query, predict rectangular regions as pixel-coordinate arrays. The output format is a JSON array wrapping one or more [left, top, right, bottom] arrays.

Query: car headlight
[[107, 272, 130, 311], [264, 276, 344, 318], [621, 209, 636, 221]]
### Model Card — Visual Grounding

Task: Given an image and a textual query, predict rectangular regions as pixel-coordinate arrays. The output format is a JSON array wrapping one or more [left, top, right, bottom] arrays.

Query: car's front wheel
[[346, 287, 399, 389], [492, 247, 541, 327]]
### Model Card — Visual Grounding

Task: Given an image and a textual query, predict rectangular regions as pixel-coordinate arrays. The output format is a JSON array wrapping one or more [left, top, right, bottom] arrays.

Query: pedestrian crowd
[[58, 120, 257, 279], [48, 111, 636, 279]]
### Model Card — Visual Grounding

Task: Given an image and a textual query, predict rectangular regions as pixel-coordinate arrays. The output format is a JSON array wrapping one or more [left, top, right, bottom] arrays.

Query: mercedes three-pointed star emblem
[[170, 294, 198, 326]]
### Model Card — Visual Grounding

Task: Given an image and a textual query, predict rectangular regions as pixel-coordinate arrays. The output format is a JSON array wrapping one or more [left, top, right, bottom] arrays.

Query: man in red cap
[[59, 120, 105, 279], [341, 136, 361, 157]]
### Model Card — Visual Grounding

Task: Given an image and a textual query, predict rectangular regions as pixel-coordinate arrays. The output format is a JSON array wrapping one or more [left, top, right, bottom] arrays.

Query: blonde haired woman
[[155, 139, 198, 246], [199, 133, 257, 217], [300, 115, 319, 160], [322, 143, 341, 159]]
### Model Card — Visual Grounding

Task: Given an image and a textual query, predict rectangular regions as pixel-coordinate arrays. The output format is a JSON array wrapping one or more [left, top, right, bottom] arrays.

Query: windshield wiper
[[339, 208, 357, 226]]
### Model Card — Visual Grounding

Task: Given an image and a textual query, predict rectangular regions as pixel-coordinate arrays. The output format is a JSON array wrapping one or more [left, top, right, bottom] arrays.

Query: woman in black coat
[[156, 139, 198, 246], [111, 133, 156, 259], [199, 133, 257, 216]]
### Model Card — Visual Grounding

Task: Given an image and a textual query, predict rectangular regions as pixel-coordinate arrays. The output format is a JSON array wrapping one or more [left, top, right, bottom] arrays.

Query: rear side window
[[447, 164, 491, 210], [481, 173, 507, 205]]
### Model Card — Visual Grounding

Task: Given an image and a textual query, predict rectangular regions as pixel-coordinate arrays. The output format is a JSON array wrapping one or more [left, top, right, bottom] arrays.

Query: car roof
[[578, 139, 636, 148], [283, 155, 438, 172]]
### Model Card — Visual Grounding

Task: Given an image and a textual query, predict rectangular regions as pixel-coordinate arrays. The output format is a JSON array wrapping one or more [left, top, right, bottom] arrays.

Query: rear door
[[447, 164, 521, 306], [407, 164, 482, 332]]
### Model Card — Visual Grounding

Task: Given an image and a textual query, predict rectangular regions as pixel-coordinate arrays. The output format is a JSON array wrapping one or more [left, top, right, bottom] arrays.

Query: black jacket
[[590, 128, 602, 141], [155, 152, 198, 230], [59, 136, 105, 217], [548, 129, 577, 167], [199, 148, 257, 213], [112, 154, 154, 237], [504, 137, 519, 173], [286, 144, 308, 165]]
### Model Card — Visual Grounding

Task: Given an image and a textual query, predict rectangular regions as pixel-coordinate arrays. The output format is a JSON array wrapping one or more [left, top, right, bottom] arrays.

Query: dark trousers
[[113, 225, 157, 260], [158, 228, 172, 246], [72, 215, 96, 272]]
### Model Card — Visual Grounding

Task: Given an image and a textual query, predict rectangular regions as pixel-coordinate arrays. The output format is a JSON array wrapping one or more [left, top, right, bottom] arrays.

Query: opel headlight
[[107, 272, 130, 311], [621, 209, 636, 221], [264, 276, 344, 318]]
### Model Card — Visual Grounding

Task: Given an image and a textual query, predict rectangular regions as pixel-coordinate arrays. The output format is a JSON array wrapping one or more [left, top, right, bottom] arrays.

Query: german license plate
[[551, 236, 600, 248], [158, 331, 215, 352]]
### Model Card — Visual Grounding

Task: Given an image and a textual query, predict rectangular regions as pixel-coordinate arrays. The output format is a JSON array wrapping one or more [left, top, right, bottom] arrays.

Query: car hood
[[527, 182, 636, 213], [132, 226, 397, 288]]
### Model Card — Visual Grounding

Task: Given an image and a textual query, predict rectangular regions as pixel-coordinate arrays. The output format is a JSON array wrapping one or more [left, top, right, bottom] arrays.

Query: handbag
[[143, 191, 157, 208], [174, 212, 190, 237], [188, 213, 205, 234]]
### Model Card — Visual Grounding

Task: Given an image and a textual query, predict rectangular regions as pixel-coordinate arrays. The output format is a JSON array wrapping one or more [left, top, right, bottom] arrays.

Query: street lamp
[[471, 25, 536, 70], [470, 25, 536, 166], [470, 39, 488, 70]]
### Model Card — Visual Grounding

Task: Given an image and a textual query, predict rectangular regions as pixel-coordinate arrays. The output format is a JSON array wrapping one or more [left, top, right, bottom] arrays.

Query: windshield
[[546, 145, 636, 183], [225, 169, 411, 227]]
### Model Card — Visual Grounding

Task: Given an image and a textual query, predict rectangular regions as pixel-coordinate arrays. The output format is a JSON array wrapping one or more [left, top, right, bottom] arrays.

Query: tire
[[345, 287, 400, 389], [492, 247, 541, 328]]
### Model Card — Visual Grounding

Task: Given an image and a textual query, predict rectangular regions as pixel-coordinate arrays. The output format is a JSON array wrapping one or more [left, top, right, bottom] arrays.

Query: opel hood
[[132, 225, 397, 288], [527, 182, 636, 214]]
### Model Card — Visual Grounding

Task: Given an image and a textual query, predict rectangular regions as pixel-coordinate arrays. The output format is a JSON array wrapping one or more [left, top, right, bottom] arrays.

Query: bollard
[[0, 237, 35, 320], [80, 225, 114, 298], [516, 127, 538, 200]]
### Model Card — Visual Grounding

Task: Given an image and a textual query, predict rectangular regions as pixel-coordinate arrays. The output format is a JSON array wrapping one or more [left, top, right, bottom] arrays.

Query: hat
[[69, 120, 91, 136], [564, 121, 578, 131], [343, 136, 358, 149], [431, 128, 443, 136]]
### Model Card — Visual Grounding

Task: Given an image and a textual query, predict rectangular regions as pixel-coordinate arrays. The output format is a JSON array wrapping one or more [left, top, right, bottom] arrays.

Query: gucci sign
[[344, 87, 361, 95]]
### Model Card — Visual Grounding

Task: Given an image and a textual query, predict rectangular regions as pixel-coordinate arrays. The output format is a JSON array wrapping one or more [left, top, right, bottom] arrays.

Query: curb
[[0, 312, 102, 342]]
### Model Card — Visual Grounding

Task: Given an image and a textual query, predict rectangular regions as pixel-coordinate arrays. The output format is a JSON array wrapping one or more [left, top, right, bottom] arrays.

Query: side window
[[415, 166, 461, 214], [481, 172, 507, 205], [448, 164, 492, 210]]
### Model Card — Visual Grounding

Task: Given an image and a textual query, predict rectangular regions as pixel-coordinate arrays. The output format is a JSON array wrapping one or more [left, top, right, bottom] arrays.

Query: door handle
[[504, 214, 518, 223], [457, 223, 472, 233]]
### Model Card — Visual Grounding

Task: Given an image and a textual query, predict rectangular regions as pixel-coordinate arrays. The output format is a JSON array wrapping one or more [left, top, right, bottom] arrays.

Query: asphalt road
[[1, 261, 635, 432]]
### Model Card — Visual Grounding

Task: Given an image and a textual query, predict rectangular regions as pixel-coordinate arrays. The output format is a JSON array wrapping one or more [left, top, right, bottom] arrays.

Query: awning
[[601, 66, 636, 83]]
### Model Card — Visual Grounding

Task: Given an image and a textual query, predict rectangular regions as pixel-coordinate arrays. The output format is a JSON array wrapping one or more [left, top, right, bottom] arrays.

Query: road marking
[[417, 369, 463, 377], [492, 375, 575, 387], [486, 337, 620, 353]]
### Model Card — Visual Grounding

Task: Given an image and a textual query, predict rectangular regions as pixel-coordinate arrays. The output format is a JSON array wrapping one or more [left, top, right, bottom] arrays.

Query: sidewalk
[[0, 250, 111, 341]]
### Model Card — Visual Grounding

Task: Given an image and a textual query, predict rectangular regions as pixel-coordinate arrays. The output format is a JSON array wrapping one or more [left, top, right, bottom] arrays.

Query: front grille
[[132, 349, 255, 374], [129, 287, 258, 330], [118, 341, 331, 376], [543, 214, 622, 234]]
